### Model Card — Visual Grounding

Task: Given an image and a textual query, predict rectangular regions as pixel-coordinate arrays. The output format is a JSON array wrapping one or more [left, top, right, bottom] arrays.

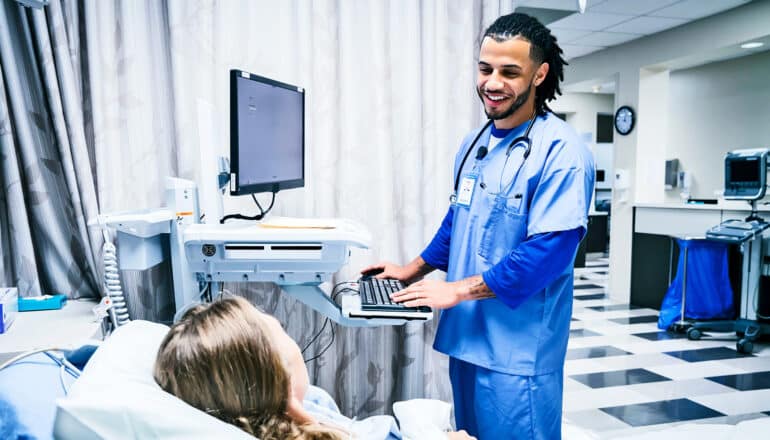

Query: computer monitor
[[230, 69, 305, 195], [724, 149, 768, 200]]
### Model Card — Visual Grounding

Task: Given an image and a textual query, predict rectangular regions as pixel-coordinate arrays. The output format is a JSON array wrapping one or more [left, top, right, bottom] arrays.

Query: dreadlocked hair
[[483, 12, 567, 116]]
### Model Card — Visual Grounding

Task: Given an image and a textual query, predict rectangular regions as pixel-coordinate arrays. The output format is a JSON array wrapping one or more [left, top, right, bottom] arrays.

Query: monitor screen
[[729, 158, 760, 184], [230, 70, 304, 195]]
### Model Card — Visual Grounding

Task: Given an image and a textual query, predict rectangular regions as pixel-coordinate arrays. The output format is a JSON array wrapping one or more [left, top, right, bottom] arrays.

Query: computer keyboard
[[358, 278, 431, 313]]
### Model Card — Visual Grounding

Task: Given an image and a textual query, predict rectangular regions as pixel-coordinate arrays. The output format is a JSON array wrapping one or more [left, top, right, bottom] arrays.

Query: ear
[[534, 62, 550, 87], [286, 394, 316, 425]]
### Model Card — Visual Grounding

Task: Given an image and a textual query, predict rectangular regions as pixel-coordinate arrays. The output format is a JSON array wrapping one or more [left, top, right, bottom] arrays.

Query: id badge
[[456, 173, 477, 207]]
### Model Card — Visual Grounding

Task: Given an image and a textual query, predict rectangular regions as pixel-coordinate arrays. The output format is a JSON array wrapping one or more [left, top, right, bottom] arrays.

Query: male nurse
[[363, 12, 595, 440]]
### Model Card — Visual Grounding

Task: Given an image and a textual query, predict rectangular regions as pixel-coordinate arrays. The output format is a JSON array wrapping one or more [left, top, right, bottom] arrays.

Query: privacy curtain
[[81, 0, 513, 418], [0, 0, 100, 299]]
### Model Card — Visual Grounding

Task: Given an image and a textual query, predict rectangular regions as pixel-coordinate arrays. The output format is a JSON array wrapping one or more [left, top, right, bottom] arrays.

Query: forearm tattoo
[[461, 275, 496, 300], [414, 259, 435, 277], [405, 257, 436, 283]]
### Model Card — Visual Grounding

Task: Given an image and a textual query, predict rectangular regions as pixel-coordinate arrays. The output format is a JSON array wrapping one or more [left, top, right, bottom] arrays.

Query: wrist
[[453, 281, 471, 302], [456, 275, 495, 302]]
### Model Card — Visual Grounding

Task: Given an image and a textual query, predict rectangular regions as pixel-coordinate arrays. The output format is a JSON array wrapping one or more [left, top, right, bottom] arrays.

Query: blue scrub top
[[432, 113, 595, 376]]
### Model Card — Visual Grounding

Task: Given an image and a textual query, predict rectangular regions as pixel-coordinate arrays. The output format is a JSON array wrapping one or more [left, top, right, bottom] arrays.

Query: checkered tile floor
[[565, 256, 770, 438]]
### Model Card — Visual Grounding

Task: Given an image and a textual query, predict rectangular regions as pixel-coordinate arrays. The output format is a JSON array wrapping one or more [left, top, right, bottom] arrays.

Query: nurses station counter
[[631, 202, 770, 311]]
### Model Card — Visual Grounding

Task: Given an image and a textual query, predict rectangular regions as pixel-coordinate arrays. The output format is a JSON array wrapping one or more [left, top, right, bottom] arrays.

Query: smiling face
[[476, 36, 549, 129]]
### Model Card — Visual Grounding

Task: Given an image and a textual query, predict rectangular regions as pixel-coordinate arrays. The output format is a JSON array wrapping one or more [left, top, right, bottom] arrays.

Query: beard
[[478, 82, 533, 121]]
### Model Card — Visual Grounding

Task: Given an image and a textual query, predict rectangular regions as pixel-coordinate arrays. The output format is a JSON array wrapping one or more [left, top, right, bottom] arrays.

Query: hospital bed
[[0, 320, 452, 439], [6, 327, 769, 439]]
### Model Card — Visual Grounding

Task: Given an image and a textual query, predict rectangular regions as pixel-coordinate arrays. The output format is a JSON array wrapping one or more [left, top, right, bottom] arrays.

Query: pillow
[[54, 320, 252, 439], [392, 399, 452, 440]]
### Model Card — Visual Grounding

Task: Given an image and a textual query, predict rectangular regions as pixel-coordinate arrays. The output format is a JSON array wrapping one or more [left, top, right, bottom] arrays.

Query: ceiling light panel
[[740, 42, 764, 49]]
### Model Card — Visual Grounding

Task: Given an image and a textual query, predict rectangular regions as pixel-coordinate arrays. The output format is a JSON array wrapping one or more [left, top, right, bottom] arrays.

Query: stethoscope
[[450, 115, 537, 204]]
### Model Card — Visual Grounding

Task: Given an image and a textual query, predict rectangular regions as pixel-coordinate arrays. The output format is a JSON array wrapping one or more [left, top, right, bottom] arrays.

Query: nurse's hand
[[360, 262, 411, 281], [390, 279, 462, 309]]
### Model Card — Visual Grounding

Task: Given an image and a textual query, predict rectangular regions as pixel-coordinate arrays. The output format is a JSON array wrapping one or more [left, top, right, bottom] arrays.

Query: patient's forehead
[[261, 314, 298, 369], [256, 312, 290, 344]]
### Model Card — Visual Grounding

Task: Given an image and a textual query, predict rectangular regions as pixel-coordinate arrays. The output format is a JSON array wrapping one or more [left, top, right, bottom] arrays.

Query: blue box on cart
[[0, 287, 18, 333]]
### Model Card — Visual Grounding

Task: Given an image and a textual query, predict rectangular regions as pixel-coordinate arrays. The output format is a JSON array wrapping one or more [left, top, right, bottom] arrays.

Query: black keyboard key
[[382, 284, 392, 304], [373, 281, 383, 303]]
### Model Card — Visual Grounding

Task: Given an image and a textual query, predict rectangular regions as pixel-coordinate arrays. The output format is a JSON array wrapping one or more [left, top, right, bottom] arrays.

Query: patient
[[155, 297, 474, 439], [154, 296, 344, 439]]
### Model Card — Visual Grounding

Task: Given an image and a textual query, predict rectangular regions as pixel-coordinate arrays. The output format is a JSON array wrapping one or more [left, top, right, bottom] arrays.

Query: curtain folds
[[3, 0, 518, 419], [0, 0, 100, 298]]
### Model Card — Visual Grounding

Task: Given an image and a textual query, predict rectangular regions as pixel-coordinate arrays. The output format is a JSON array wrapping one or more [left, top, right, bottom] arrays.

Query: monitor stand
[[745, 199, 765, 223]]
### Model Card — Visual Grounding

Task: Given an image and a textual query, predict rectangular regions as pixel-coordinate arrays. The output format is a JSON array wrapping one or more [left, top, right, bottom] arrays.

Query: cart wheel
[[671, 322, 689, 334], [687, 327, 702, 341], [737, 339, 754, 354]]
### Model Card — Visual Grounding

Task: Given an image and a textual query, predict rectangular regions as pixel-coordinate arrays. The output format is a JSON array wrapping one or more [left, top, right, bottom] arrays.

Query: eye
[[478, 66, 492, 74]]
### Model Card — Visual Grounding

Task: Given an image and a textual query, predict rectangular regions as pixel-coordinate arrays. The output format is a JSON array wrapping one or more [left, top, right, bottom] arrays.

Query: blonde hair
[[154, 297, 344, 440]]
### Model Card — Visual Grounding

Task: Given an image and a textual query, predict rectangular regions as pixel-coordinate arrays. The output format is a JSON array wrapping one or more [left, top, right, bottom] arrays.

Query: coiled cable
[[102, 230, 130, 325]]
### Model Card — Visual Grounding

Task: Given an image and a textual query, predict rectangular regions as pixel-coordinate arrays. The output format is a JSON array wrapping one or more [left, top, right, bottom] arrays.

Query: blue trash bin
[[658, 237, 735, 330]]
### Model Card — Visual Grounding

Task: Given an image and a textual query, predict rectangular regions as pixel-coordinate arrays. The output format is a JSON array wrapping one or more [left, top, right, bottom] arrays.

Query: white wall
[[664, 50, 770, 203], [551, 92, 614, 192], [551, 92, 614, 143], [636, 68, 670, 204]]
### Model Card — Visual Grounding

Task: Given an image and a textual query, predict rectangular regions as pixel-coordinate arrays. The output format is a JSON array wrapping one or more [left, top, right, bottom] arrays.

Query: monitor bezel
[[229, 69, 305, 196], [724, 151, 768, 200]]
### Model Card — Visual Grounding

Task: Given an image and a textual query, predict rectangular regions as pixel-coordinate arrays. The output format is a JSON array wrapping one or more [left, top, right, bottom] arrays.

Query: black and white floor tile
[[565, 256, 770, 438]]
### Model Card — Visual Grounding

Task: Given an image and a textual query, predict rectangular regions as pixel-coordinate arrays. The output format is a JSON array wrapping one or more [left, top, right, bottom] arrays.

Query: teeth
[[486, 94, 506, 101]]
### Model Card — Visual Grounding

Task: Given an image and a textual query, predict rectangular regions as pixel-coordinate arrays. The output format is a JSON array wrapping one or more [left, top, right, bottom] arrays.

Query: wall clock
[[614, 105, 635, 135]]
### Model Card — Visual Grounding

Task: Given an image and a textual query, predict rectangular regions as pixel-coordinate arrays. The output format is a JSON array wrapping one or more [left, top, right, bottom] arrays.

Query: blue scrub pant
[[449, 357, 563, 440]]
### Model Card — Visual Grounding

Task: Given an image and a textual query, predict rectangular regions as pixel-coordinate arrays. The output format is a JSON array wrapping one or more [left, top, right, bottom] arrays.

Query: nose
[[484, 71, 504, 91]]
